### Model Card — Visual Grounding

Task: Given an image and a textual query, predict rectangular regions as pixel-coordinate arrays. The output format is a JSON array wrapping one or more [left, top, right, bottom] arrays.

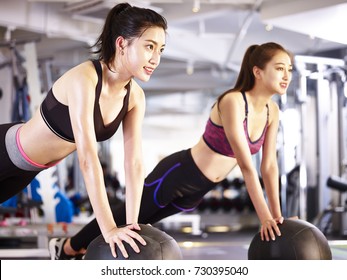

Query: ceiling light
[[186, 60, 194, 75], [265, 24, 273, 31], [181, 241, 194, 248], [192, 0, 200, 13]]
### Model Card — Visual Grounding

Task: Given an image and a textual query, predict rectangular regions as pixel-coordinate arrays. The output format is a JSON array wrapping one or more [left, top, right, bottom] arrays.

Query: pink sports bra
[[202, 92, 269, 158]]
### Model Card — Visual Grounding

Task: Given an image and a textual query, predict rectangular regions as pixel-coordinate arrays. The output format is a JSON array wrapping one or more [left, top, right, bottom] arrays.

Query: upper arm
[[122, 81, 146, 161], [65, 63, 99, 159], [218, 93, 254, 169]]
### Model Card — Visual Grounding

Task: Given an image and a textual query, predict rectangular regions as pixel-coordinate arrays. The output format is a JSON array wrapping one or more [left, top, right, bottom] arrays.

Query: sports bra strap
[[241, 91, 248, 118], [242, 91, 269, 121], [91, 60, 102, 99]]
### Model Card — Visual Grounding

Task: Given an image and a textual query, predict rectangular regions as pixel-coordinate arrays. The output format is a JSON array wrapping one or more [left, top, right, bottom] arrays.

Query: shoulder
[[53, 61, 98, 93], [217, 90, 244, 112], [267, 99, 280, 124], [52, 60, 100, 106], [56, 61, 98, 86], [129, 79, 144, 95], [128, 79, 145, 108], [210, 91, 244, 124], [130, 79, 145, 98], [67, 61, 98, 82]]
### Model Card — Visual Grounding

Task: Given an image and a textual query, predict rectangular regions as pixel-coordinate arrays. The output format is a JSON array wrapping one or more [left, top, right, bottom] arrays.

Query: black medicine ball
[[84, 224, 182, 260], [248, 219, 332, 260]]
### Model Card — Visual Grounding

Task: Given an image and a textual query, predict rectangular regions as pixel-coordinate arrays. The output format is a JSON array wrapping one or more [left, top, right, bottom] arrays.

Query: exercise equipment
[[248, 219, 332, 260], [196, 177, 256, 214], [84, 224, 182, 260], [286, 165, 301, 217], [315, 176, 347, 236]]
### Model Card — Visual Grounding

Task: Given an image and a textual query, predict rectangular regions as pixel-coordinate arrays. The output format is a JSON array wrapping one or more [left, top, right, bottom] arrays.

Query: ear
[[115, 36, 126, 51], [253, 66, 261, 79]]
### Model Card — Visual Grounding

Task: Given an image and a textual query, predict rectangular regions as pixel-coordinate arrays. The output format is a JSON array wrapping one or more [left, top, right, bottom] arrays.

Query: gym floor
[[1, 212, 347, 260], [161, 212, 347, 260], [173, 230, 347, 260]]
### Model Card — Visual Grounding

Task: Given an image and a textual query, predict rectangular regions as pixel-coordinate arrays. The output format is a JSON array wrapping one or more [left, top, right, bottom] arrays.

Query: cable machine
[[295, 55, 347, 231]]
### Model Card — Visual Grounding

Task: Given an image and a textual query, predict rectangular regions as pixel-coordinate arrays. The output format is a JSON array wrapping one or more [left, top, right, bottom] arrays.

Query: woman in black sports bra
[[0, 2, 167, 259], [56, 42, 294, 260]]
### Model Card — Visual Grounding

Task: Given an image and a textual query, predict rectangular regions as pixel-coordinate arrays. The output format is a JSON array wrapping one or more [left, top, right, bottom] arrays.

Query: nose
[[150, 51, 161, 66], [283, 69, 291, 81]]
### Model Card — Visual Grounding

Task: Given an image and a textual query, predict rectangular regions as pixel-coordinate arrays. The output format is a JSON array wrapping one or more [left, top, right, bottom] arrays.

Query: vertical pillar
[[23, 41, 42, 113], [316, 65, 331, 212]]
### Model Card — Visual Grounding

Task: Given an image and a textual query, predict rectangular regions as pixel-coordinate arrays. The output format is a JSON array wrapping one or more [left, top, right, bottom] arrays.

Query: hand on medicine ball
[[105, 224, 147, 258], [260, 218, 282, 242]]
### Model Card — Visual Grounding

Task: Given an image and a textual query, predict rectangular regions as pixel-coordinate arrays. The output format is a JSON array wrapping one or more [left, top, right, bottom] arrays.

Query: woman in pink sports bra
[[53, 42, 294, 260], [0, 2, 167, 259]]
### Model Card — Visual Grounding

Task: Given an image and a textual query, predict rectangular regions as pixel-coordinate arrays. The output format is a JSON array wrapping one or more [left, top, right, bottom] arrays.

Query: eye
[[147, 44, 154, 50]]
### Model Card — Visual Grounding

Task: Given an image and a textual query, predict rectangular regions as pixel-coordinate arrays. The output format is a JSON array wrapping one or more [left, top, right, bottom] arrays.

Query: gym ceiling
[[0, 0, 346, 97]]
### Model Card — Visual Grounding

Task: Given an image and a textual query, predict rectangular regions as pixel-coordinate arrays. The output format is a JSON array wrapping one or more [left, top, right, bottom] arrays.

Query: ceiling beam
[[222, 0, 263, 70], [261, 0, 347, 45], [0, 0, 101, 44], [261, 0, 347, 20]]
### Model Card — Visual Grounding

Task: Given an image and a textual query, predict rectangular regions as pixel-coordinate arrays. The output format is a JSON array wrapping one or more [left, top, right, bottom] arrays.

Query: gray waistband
[[5, 124, 47, 172]]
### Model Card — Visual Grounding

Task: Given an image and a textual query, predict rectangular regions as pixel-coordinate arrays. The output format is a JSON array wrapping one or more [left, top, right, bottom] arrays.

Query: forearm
[[124, 160, 145, 224], [80, 159, 117, 237], [242, 167, 273, 223], [261, 164, 282, 218]]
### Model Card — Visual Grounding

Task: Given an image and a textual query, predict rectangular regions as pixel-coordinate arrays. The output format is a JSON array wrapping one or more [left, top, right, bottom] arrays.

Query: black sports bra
[[40, 60, 131, 143]]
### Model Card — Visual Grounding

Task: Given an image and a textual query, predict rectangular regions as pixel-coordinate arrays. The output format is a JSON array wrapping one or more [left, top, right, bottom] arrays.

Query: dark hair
[[218, 42, 292, 102], [92, 2, 167, 70]]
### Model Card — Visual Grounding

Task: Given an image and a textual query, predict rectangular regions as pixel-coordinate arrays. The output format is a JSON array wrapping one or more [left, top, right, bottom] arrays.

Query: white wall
[[109, 113, 206, 187]]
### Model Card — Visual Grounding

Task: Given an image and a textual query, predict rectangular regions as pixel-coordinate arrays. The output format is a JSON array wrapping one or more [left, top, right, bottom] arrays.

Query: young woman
[[51, 42, 293, 259], [0, 2, 167, 259]]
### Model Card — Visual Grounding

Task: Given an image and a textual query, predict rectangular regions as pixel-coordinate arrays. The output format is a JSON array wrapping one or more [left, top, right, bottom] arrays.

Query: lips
[[144, 66, 154, 75]]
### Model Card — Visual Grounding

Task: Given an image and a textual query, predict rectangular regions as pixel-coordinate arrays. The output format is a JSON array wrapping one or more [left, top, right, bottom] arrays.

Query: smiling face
[[121, 26, 166, 82], [256, 51, 293, 95]]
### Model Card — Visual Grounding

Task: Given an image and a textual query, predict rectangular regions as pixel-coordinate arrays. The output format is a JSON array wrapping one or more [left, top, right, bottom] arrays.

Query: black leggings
[[70, 149, 218, 251], [0, 123, 42, 203]]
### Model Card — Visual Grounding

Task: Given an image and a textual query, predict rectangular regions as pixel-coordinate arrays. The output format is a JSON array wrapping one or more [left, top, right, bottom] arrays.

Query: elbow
[[237, 160, 256, 178], [125, 158, 144, 176], [78, 158, 93, 175], [260, 161, 278, 177], [78, 154, 100, 174]]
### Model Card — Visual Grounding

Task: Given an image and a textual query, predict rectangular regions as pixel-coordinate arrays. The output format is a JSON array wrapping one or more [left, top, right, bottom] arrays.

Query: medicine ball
[[248, 219, 332, 260], [84, 224, 182, 260]]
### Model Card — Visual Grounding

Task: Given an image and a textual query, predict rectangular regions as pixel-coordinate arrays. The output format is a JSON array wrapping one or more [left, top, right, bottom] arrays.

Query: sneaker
[[49, 238, 84, 260], [49, 238, 65, 260]]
